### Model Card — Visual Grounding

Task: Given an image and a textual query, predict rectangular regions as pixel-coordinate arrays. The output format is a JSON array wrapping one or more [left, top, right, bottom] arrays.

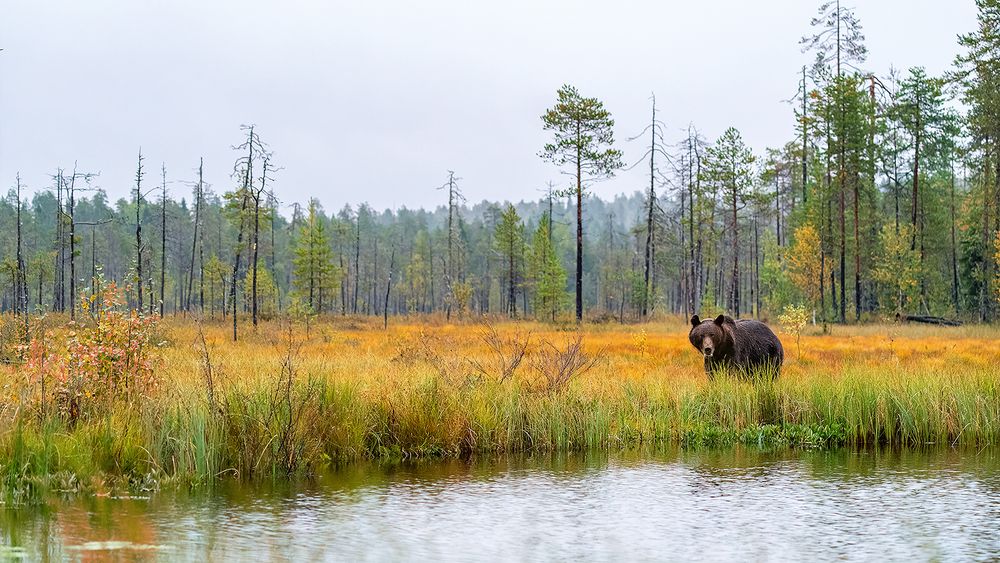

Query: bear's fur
[[688, 314, 783, 379]]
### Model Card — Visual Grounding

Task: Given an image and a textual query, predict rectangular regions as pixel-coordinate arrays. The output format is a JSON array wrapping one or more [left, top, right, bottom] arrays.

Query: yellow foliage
[[787, 224, 822, 310], [874, 224, 921, 314], [1, 314, 999, 486]]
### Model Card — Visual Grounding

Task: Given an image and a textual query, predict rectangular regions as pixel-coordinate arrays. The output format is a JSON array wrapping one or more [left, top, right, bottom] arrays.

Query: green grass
[[1, 317, 998, 499], [3, 365, 999, 499]]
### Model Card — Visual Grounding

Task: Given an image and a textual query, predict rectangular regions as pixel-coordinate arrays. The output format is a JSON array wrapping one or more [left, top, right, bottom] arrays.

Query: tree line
[[3, 0, 1000, 334]]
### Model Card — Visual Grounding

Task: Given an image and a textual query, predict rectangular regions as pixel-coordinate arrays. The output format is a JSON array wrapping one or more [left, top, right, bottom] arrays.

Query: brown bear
[[688, 314, 783, 379]]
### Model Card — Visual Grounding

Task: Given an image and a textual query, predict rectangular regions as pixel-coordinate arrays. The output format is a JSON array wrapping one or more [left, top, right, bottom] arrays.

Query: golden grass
[[0, 314, 998, 496]]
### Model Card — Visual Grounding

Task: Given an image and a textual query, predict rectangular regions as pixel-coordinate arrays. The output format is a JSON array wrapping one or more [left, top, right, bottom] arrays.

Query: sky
[[0, 0, 979, 214]]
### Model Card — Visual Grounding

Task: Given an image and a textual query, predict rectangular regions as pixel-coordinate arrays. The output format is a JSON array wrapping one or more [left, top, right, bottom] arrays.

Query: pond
[[3, 447, 999, 561]]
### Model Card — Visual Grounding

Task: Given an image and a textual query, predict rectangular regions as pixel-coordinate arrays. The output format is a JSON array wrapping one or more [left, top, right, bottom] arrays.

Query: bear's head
[[688, 314, 734, 359]]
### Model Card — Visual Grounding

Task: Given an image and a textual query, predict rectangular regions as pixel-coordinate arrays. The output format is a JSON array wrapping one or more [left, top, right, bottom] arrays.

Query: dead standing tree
[[14, 174, 28, 336], [678, 125, 709, 316], [437, 171, 464, 319], [158, 163, 169, 317], [229, 125, 267, 341], [51, 169, 66, 312], [250, 153, 277, 328], [53, 163, 101, 319], [186, 158, 206, 313], [133, 150, 147, 312], [625, 93, 671, 318]]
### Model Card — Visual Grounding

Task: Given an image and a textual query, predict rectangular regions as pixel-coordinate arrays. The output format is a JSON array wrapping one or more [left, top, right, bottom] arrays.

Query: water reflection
[[3, 448, 999, 561]]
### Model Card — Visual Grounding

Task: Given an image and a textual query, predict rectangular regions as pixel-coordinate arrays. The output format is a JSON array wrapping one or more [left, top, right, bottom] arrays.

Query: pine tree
[[529, 213, 567, 322], [702, 127, 756, 317], [292, 199, 336, 313], [541, 84, 623, 323], [494, 203, 525, 317]]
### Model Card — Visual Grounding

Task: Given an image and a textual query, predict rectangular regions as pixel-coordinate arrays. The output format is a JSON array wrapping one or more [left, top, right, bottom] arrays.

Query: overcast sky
[[0, 1, 978, 213]]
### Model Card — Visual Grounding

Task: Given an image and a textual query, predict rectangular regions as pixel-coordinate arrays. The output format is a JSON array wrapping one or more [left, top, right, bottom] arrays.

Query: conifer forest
[[2, 1, 1000, 331]]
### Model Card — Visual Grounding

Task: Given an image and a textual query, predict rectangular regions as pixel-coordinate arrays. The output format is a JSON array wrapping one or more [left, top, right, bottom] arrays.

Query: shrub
[[34, 280, 161, 423], [469, 320, 530, 383], [777, 304, 810, 360], [531, 335, 602, 393]]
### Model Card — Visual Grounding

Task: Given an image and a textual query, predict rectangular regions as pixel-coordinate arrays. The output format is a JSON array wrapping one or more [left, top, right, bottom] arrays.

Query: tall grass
[[0, 315, 998, 497]]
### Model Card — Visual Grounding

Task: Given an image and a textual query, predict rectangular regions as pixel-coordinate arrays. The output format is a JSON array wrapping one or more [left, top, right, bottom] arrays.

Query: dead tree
[[437, 171, 464, 319], [52, 169, 64, 312], [353, 209, 360, 314], [134, 150, 145, 312], [229, 125, 265, 341], [159, 163, 168, 317], [15, 173, 28, 336], [250, 152, 276, 328], [626, 94, 669, 318], [186, 158, 204, 313], [50, 163, 101, 319], [268, 191, 279, 312], [383, 242, 396, 329]]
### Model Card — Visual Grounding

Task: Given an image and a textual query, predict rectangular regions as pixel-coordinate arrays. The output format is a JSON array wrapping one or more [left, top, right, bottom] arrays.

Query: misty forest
[[3, 2, 1000, 333]]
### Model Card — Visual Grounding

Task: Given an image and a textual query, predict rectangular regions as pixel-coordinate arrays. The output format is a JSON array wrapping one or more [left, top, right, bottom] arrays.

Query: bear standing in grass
[[688, 314, 784, 379]]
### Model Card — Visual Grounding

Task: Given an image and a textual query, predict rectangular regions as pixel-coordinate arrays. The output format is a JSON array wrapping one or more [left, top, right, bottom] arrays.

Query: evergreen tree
[[529, 213, 567, 322], [541, 84, 623, 322], [702, 127, 756, 317], [494, 203, 525, 317], [292, 199, 337, 313]]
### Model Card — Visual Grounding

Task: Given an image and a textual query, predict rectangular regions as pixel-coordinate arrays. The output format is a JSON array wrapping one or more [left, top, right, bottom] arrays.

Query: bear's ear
[[690, 315, 700, 327], [714, 314, 727, 325]]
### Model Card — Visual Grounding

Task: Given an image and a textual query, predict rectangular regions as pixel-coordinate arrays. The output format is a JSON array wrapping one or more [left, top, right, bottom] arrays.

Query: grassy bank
[[1, 314, 999, 498]]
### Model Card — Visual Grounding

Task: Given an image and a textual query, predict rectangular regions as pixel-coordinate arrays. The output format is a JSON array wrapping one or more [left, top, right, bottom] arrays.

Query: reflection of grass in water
[[0, 316, 998, 497]]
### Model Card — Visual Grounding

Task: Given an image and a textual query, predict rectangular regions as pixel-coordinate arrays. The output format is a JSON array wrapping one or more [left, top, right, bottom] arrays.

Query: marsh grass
[[0, 314, 998, 498]]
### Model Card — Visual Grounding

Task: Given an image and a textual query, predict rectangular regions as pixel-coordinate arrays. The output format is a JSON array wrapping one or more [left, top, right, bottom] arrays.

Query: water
[[3, 448, 999, 562]]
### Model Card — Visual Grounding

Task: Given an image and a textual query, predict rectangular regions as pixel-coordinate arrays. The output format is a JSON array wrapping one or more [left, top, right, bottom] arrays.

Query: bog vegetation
[[2, 1, 1000, 500], [1, 302, 999, 500]]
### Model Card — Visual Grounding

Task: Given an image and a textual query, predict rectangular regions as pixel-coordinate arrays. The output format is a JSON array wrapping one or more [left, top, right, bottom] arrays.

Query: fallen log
[[895, 314, 963, 326]]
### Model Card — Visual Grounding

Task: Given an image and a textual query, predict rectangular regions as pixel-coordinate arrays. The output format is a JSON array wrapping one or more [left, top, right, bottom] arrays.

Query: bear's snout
[[701, 336, 714, 357]]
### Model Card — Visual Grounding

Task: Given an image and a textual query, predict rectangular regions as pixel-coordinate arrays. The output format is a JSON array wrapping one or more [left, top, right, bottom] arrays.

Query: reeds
[[0, 315, 998, 497]]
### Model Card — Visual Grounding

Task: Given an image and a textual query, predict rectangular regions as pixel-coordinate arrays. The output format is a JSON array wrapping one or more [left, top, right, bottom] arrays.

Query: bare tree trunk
[[754, 213, 761, 318], [160, 164, 167, 317], [68, 164, 78, 319], [690, 130, 701, 313], [231, 131, 254, 341], [838, 173, 846, 323], [642, 97, 657, 318], [91, 225, 97, 298], [187, 158, 203, 313], [853, 173, 861, 322], [135, 152, 144, 313], [384, 244, 395, 329], [919, 184, 929, 314], [508, 229, 516, 317], [373, 236, 379, 316], [353, 214, 360, 314], [575, 130, 584, 323], [775, 173, 782, 247], [54, 170, 64, 312], [339, 226, 346, 315], [15, 173, 28, 335], [912, 116, 921, 250], [950, 162, 960, 314], [802, 65, 809, 204], [731, 181, 740, 318], [230, 192, 248, 340], [251, 157, 268, 328]]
